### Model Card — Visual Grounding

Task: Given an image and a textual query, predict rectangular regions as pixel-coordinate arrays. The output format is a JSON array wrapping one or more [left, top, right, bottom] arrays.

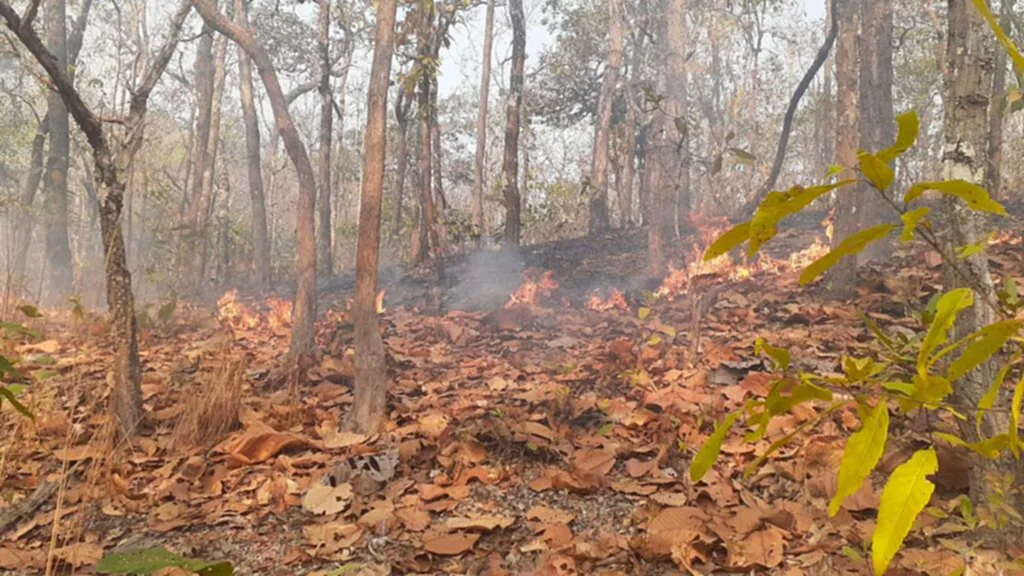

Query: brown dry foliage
[[172, 356, 243, 449]]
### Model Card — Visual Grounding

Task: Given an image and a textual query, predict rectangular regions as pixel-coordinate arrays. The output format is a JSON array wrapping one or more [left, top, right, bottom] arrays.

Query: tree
[[472, 0, 495, 245], [985, 0, 1015, 199], [351, 0, 400, 433], [317, 0, 333, 276], [197, 29, 229, 278], [618, 0, 645, 229], [826, 0, 859, 300], [587, 0, 623, 234], [502, 0, 526, 246], [0, 0, 190, 436], [184, 15, 217, 288], [190, 0, 319, 357], [392, 88, 412, 238], [42, 0, 74, 304], [235, 0, 271, 292], [664, 0, 690, 232]]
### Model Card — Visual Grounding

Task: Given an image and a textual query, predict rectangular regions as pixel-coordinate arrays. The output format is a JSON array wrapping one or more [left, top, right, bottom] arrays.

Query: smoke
[[445, 246, 526, 311]]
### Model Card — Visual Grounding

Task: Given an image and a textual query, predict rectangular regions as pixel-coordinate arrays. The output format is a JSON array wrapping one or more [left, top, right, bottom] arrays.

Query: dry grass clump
[[172, 356, 244, 449]]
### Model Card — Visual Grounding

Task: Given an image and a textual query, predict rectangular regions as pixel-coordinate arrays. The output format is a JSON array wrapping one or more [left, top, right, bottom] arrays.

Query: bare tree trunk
[[665, 0, 690, 232], [350, 0, 399, 433], [943, 0, 1015, 500], [191, 0, 318, 358], [986, 0, 1014, 200], [43, 0, 74, 304], [431, 110, 449, 252], [472, 0, 495, 245], [215, 166, 231, 286], [235, 0, 270, 292], [502, 0, 525, 246], [588, 0, 623, 234], [12, 127, 46, 285], [826, 0, 859, 300], [198, 29, 229, 281], [185, 16, 216, 284], [331, 49, 352, 268], [317, 0, 333, 276], [392, 90, 411, 239], [647, 17, 669, 277], [858, 0, 894, 262]]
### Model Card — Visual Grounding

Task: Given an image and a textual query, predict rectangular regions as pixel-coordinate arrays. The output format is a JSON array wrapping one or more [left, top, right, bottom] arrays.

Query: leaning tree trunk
[[317, 0, 333, 276], [472, 0, 495, 244], [235, 0, 270, 292], [985, 0, 1015, 199], [588, 0, 623, 235], [350, 0, 399, 433], [942, 0, 1017, 500], [190, 0, 318, 358], [826, 0, 860, 300], [502, 0, 525, 246], [43, 0, 74, 304]]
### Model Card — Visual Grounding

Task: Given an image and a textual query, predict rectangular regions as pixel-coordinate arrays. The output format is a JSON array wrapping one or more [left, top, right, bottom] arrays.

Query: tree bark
[[190, 0, 318, 358], [588, 0, 623, 235], [619, 13, 644, 228], [392, 90, 411, 238], [943, 0, 1015, 500], [665, 0, 691, 233], [985, 0, 1015, 199], [215, 165, 231, 286], [42, 0, 74, 304], [826, 0, 859, 300], [234, 0, 270, 292], [12, 127, 46, 285], [502, 0, 525, 246], [0, 0, 190, 437], [317, 0, 333, 276], [472, 0, 495, 245], [185, 14, 216, 286], [350, 0, 399, 433], [198, 29, 229, 280], [858, 0, 895, 262]]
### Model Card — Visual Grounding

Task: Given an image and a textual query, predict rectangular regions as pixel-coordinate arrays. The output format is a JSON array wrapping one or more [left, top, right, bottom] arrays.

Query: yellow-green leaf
[[1011, 373, 1024, 457], [830, 402, 889, 517], [747, 180, 855, 258], [729, 147, 756, 165], [878, 111, 920, 163], [800, 224, 896, 286], [704, 221, 751, 261], [638, 307, 651, 320], [978, 362, 1011, 433], [900, 207, 931, 243], [904, 180, 1007, 215], [872, 448, 938, 576], [827, 164, 846, 177], [755, 337, 790, 372], [947, 320, 1022, 381], [911, 373, 953, 406], [858, 151, 895, 191], [18, 305, 43, 318], [689, 411, 741, 482], [0, 387, 34, 420], [971, 0, 1024, 77], [934, 432, 1010, 460], [918, 288, 974, 373], [956, 233, 994, 259]]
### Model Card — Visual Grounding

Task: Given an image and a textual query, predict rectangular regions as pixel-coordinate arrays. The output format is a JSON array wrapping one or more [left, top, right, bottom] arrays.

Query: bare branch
[[19, 0, 41, 31]]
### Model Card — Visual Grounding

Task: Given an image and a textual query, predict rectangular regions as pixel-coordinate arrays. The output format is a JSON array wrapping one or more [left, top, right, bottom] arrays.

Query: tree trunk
[[985, 0, 1014, 199], [350, 0, 399, 433], [190, 0, 318, 358], [235, 0, 270, 292], [12, 127, 46, 285], [216, 166, 231, 287], [588, 0, 623, 235], [331, 53, 352, 266], [502, 0, 525, 246], [392, 90, 411, 238], [858, 0, 895, 262], [43, 0, 74, 304], [826, 0, 859, 300], [185, 16, 216, 285], [943, 0, 1016, 500], [665, 0, 690, 232], [317, 0, 333, 276], [472, 0, 495, 245], [198, 29, 229, 281]]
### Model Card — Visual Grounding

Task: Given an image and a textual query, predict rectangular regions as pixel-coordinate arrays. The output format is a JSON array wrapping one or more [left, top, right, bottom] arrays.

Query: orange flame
[[216, 289, 261, 330], [507, 269, 558, 308], [586, 289, 628, 311]]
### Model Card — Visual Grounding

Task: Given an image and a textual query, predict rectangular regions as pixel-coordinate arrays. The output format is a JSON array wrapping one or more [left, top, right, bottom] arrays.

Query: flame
[[266, 297, 293, 331], [506, 269, 558, 308], [824, 208, 835, 243], [376, 290, 387, 314], [586, 288, 628, 311], [216, 289, 261, 330]]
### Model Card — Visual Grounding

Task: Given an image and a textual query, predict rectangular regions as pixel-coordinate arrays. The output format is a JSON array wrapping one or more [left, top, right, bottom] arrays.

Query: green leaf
[[934, 432, 1010, 460], [18, 305, 43, 318], [800, 225, 897, 286], [878, 111, 920, 163], [858, 151, 895, 191], [830, 402, 889, 517], [0, 386, 34, 420], [872, 448, 938, 576], [704, 222, 751, 261], [755, 337, 791, 372], [1011, 372, 1024, 457], [900, 207, 931, 243], [826, 164, 846, 177], [904, 180, 1007, 215], [947, 320, 1022, 381], [638, 307, 651, 320], [978, 362, 1012, 433], [918, 289, 974, 373], [956, 233, 994, 259], [910, 373, 953, 406], [958, 496, 978, 529], [728, 147, 756, 165], [97, 547, 233, 575], [689, 411, 741, 482], [747, 180, 856, 258], [971, 0, 1024, 77]]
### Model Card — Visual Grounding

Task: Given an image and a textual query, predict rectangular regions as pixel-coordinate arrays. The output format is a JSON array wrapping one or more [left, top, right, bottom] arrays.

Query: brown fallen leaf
[[418, 412, 450, 438], [53, 542, 103, 568], [442, 514, 515, 532], [724, 526, 785, 569], [0, 547, 45, 570], [222, 423, 313, 466], [395, 506, 431, 532], [649, 491, 688, 507], [303, 522, 363, 554], [611, 479, 657, 496], [423, 532, 480, 556], [302, 482, 353, 515], [572, 449, 617, 477], [526, 506, 575, 525], [644, 507, 710, 558]]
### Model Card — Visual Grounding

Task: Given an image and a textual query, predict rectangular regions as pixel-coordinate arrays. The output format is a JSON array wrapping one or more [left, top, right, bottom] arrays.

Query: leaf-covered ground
[[2, 223, 1024, 575]]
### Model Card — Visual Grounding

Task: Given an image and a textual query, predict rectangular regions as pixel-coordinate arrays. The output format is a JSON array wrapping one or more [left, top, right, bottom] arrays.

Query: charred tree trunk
[[235, 0, 270, 292], [472, 0, 495, 244], [588, 0, 623, 235], [317, 0, 333, 276], [502, 0, 525, 246], [350, 0, 399, 433], [43, 0, 74, 303], [826, 0, 859, 300], [191, 0, 318, 357], [985, 0, 1015, 199]]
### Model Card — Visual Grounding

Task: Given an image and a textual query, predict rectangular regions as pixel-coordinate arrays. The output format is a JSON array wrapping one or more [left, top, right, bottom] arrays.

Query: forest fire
[[506, 269, 558, 307], [586, 289, 629, 311], [216, 289, 261, 330]]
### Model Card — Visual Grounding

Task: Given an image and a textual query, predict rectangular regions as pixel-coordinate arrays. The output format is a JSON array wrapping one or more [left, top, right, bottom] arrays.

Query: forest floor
[[2, 215, 1024, 575]]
